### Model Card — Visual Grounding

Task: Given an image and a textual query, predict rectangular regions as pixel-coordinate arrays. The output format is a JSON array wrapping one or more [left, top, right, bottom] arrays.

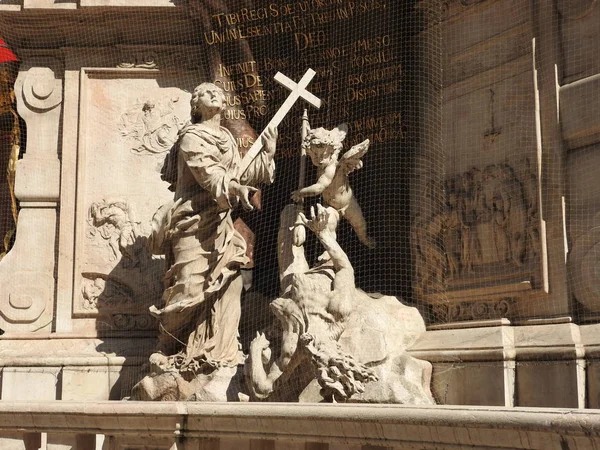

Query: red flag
[[0, 38, 18, 64]]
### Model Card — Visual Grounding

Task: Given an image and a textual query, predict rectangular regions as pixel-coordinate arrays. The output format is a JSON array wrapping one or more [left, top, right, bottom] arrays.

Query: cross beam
[[239, 69, 322, 175]]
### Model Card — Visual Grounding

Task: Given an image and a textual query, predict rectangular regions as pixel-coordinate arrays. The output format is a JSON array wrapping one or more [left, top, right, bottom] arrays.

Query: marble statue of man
[[148, 82, 277, 373]]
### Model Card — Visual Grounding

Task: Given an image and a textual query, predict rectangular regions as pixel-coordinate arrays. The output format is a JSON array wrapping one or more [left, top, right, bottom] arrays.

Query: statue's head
[[190, 82, 226, 123], [304, 124, 348, 166]]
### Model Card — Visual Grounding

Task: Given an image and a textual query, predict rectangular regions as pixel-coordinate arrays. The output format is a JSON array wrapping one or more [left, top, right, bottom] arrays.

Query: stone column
[[531, 0, 570, 319], [409, 0, 445, 309]]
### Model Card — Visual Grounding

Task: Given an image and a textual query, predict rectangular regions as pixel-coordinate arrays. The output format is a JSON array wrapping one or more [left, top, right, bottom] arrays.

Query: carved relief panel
[[415, 159, 545, 323], [71, 66, 195, 331]]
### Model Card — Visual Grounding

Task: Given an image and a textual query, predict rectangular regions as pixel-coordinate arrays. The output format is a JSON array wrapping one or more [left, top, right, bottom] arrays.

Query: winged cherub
[[291, 124, 374, 248]]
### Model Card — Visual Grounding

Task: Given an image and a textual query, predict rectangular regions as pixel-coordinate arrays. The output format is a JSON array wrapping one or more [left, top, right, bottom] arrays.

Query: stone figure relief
[[130, 77, 432, 404], [81, 198, 163, 320], [80, 274, 158, 331], [87, 198, 149, 269], [142, 82, 278, 375], [413, 211, 460, 296], [414, 159, 540, 296], [291, 124, 375, 249], [119, 96, 183, 155], [81, 275, 134, 311], [246, 204, 433, 404]]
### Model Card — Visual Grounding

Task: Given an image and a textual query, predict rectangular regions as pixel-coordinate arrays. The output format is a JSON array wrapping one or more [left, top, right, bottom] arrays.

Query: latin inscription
[[205, 0, 404, 156]]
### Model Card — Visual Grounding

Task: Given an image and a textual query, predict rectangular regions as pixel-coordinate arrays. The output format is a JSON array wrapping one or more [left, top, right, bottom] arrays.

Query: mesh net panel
[[0, 0, 598, 407]]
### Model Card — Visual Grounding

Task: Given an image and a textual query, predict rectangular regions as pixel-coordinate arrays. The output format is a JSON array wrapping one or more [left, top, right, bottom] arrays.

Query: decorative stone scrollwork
[[472, 301, 489, 318], [116, 48, 199, 71], [21, 67, 62, 112], [495, 298, 511, 316], [0, 61, 63, 332], [432, 298, 515, 322], [441, 1, 451, 20], [118, 51, 159, 69], [0, 272, 52, 324], [111, 314, 156, 331]]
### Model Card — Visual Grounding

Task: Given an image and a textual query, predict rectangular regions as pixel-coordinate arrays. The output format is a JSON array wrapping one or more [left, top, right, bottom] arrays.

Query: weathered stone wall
[[418, 0, 600, 409]]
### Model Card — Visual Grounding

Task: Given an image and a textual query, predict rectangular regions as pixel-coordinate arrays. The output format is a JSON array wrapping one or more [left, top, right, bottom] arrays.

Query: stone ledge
[[0, 402, 599, 449], [0, 356, 145, 366], [561, 72, 600, 150]]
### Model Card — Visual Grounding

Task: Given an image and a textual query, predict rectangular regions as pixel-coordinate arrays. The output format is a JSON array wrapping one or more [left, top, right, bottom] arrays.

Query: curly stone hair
[[303, 124, 348, 163], [190, 82, 225, 124]]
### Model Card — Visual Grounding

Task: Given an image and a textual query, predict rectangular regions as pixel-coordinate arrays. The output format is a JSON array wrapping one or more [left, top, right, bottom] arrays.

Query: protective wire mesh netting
[[0, 0, 598, 405]]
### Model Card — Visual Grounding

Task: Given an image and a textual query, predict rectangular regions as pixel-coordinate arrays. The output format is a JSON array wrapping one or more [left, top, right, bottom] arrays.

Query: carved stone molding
[[109, 314, 156, 331], [116, 46, 202, 71], [432, 297, 516, 323], [21, 66, 62, 112], [118, 51, 159, 69]]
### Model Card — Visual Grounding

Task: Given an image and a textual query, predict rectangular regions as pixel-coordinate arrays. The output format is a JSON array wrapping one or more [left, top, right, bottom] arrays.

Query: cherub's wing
[[339, 139, 370, 174]]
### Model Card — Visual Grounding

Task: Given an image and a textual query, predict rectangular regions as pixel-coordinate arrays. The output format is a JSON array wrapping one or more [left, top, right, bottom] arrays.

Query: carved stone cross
[[239, 69, 322, 174]]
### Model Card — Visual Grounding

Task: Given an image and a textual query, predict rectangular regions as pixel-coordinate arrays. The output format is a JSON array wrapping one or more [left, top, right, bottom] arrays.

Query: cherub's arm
[[291, 163, 336, 202]]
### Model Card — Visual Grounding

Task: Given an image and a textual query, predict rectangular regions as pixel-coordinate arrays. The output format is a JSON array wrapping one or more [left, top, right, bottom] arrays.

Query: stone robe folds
[[150, 123, 274, 369]]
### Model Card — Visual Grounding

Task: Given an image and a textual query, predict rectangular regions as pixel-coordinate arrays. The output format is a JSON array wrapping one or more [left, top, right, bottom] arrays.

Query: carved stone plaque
[[72, 69, 192, 322]]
